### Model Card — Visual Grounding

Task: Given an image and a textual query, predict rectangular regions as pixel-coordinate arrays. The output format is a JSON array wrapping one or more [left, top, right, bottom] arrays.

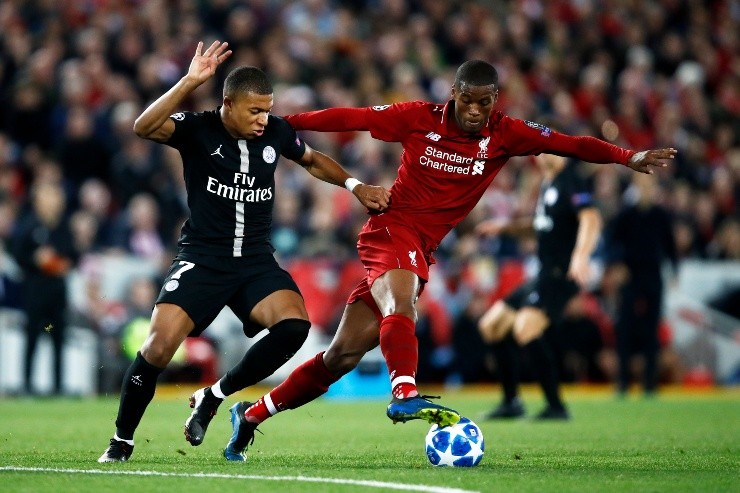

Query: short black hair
[[454, 60, 498, 89], [223, 66, 273, 99]]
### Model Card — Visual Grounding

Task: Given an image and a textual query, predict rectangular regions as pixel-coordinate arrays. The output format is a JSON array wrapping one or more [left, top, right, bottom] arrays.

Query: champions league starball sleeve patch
[[525, 120, 551, 137]]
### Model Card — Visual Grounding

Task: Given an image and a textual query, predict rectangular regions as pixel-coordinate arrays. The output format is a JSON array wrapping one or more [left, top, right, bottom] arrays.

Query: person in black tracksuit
[[12, 181, 77, 395], [477, 154, 602, 420], [98, 40, 390, 462], [605, 173, 677, 396]]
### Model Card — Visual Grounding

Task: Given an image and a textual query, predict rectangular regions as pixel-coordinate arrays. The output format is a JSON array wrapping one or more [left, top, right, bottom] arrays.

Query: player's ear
[[223, 96, 233, 110]]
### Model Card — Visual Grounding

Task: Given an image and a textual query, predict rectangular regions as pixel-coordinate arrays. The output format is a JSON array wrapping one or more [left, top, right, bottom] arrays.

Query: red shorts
[[346, 215, 435, 321]]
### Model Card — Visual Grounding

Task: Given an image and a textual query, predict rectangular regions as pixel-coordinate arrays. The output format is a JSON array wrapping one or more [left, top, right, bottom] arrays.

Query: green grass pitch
[[1, 386, 737, 493]]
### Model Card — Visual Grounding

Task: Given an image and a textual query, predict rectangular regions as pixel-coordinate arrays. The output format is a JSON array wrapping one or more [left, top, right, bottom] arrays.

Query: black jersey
[[532, 162, 594, 274], [164, 109, 306, 258]]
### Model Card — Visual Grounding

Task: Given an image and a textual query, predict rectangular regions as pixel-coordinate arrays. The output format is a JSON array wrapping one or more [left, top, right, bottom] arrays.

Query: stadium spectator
[[98, 40, 390, 463], [109, 192, 166, 260], [11, 181, 77, 395], [217, 59, 675, 462]]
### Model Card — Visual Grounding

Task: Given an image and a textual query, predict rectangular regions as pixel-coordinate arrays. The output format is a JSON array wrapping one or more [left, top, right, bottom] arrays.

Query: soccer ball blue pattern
[[425, 417, 484, 467]]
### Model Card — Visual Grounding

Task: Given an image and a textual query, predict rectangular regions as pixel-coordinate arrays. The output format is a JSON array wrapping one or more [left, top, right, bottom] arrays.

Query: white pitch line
[[0, 466, 480, 493]]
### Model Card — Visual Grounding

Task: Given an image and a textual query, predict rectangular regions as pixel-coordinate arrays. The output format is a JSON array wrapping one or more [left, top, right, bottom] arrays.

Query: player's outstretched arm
[[297, 145, 391, 211], [626, 148, 677, 174], [133, 40, 232, 142]]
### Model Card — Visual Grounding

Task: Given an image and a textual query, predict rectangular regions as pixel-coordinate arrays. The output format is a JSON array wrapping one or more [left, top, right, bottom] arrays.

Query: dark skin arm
[[297, 145, 391, 212]]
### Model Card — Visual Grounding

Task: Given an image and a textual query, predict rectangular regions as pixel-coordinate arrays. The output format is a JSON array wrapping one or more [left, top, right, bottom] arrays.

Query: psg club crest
[[263, 146, 276, 164]]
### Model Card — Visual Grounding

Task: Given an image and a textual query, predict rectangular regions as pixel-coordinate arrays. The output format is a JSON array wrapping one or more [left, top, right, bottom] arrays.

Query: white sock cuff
[[390, 375, 416, 389], [113, 434, 134, 446], [264, 394, 278, 416], [211, 381, 226, 399]]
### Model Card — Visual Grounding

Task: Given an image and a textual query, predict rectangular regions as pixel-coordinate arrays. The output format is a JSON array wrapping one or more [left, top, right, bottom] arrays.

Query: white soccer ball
[[425, 417, 485, 467]]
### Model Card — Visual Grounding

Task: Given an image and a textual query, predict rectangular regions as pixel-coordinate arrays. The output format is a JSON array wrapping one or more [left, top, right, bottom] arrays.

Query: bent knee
[[478, 302, 515, 343], [513, 309, 549, 345], [140, 339, 180, 367], [270, 318, 311, 350]]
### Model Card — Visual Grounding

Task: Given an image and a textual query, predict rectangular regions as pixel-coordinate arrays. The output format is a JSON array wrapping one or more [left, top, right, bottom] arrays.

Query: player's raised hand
[[354, 184, 392, 211], [627, 148, 677, 174], [187, 41, 232, 85]]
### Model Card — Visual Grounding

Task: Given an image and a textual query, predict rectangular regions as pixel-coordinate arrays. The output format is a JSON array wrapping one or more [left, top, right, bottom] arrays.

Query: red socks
[[379, 314, 419, 399], [245, 352, 338, 423], [245, 313, 420, 424]]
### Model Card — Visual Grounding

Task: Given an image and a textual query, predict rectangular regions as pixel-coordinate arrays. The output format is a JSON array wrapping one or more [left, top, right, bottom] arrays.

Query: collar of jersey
[[441, 100, 492, 139]]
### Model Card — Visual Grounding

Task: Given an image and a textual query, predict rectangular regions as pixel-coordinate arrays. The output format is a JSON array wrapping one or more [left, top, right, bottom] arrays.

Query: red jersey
[[286, 101, 634, 249]]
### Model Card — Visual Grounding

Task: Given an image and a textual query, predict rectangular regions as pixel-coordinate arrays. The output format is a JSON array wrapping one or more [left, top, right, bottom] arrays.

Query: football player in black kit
[[98, 40, 391, 462], [476, 153, 602, 420]]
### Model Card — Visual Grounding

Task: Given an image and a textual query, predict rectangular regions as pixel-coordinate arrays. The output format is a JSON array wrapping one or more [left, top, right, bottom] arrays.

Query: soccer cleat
[[97, 438, 134, 463], [534, 405, 570, 421], [184, 387, 223, 446], [480, 397, 526, 420], [224, 401, 258, 462], [386, 395, 460, 427]]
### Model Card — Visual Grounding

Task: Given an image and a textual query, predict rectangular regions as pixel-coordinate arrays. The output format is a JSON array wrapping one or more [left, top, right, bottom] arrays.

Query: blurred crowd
[[0, 0, 738, 392]]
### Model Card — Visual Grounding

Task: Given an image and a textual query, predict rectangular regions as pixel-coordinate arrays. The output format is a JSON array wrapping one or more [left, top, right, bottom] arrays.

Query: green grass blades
[[0, 388, 738, 493]]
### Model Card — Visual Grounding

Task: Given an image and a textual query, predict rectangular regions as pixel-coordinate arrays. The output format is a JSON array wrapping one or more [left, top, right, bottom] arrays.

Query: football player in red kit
[[191, 59, 675, 461]]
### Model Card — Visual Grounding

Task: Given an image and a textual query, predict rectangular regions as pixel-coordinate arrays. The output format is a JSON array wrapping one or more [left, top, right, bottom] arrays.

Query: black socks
[[219, 319, 310, 396], [115, 352, 164, 440]]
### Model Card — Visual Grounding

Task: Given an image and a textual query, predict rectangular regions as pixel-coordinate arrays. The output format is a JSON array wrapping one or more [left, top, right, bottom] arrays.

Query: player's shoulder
[[170, 108, 219, 124], [268, 114, 289, 126], [267, 115, 300, 142], [489, 110, 513, 128], [371, 100, 435, 115]]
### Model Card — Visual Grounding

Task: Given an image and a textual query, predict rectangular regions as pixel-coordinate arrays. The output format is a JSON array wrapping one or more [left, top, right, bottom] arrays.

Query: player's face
[[222, 91, 273, 139], [451, 84, 497, 134]]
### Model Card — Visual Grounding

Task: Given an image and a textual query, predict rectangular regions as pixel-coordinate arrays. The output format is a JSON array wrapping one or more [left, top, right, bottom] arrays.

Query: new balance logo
[[131, 375, 143, 386], [425, 132, 441, 142], [211, 145, 224, 158], [408, 250, 418, 267]]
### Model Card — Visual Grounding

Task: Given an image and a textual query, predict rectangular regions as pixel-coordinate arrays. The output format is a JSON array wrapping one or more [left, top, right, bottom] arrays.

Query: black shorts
[[156, 252, 301, 337], [504, 273, 579, 326]]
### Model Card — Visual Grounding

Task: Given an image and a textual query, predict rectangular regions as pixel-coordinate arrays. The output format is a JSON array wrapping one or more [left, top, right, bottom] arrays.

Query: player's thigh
[[478, 300, 516, 343], [370, 268, 421, 319], [156, 259, 234, 335], [512, 306, 550, 346], [249, 289, 309, 328], [357, 217, 428, 319], [227, 259, 306, 334], [324, 300, 381, 375]]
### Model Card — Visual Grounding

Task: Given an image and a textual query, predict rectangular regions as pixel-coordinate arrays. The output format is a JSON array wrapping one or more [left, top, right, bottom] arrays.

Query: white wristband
[[344, 177, 363, 192]]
